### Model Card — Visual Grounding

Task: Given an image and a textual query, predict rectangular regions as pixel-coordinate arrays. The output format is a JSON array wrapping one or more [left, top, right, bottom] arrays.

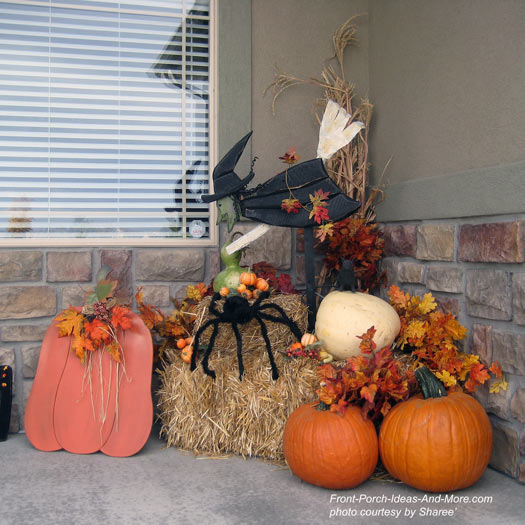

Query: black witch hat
[[201, 131, 255, 203]]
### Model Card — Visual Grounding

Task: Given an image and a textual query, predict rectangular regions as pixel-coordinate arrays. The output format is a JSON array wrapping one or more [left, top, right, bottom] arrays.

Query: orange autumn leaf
[[469, 363, 490, 385], [360, 384, 378, 403], [84, 318, 111, 345], [111, 305, 132, 331], [489, 361, 503, 378], [107, 341, 121, 363], [71, 334, 94, 364], [388, 285, 410, 310], [56, 307, 83, 337]]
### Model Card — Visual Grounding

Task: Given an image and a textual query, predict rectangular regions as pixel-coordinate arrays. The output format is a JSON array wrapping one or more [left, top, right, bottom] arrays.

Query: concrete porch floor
[[2, 430, 524, 525]]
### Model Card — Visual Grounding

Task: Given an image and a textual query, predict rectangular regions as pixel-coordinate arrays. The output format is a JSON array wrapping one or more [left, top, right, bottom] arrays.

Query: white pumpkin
[[315, 291, 401, 360]]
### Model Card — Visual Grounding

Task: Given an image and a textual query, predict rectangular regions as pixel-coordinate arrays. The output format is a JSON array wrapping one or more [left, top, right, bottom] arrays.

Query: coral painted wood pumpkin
[[283, 402, 378, 489], [379, 367, 493, 492], [25, 311, 153, 457]]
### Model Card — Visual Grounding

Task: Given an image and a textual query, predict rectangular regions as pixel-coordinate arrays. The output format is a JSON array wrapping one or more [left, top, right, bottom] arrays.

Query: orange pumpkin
[[255, 278, 269, 291], [181, 345, 193, 364], [176, 338, 186, 349], [240, 272, 257, 286], [236, 283, 247, 294], [240, 289, 252, 300], [283, 402, 378, 489], [379, 367, 493, 492], [219, 286, 229, 297]]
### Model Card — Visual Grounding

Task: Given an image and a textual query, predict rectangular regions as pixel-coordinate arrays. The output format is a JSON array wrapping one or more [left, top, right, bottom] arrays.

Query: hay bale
[[157, 293, 318, 462], [157, 348, 318, 462]]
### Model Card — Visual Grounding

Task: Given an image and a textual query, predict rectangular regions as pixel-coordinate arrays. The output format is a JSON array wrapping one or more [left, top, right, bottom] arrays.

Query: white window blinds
[[0, 0, 214, 244]]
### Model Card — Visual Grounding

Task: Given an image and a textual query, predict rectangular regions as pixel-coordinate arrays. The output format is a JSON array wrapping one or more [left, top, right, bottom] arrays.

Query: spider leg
[[255, 314, 279, 380], [190, 318, 217, 372], [208, 292, 223, 317], [201, 321, 220, 379], [258, 304, 303, 341], [231, 322, 245, 380]]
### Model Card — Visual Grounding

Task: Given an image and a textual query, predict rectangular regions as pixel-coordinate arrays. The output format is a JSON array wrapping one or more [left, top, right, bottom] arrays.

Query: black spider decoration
[[190, 291, 303, 380]]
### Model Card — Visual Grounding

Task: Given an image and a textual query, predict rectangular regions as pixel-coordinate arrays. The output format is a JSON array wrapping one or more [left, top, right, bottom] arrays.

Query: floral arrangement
[[136, 282, 209, 363], [320, 216, 385, 292], [55, 266, 132, 364], [316, 327, 415, 420], [388, 286, 506, 393], [285, 286, 507, 422]]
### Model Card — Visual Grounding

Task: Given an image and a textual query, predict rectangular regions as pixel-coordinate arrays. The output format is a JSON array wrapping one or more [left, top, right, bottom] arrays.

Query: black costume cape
[[239, 158, 360, 228]]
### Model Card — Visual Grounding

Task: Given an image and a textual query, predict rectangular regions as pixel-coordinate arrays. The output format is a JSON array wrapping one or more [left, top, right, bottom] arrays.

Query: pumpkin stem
[[315, 401, 330, 411], [415, 366, 447, 399]]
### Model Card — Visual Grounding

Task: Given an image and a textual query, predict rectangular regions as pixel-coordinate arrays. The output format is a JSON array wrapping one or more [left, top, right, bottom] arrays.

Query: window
[[0, 0, 216, 245]]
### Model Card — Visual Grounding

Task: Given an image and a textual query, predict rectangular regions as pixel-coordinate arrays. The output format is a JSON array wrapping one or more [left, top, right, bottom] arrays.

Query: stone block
[[0, 347, 15, 370], [458, 221, 524, 263], [510, 389, 525, 424], [489, 418, 519, 478], [139, 285, 170, 307], [1, 323, 48, 342], [416, 224, 455, 261], [21, 345, 40, 379], [101, 250, 132, 302], [62, 284, 93, 308], [465, 270, 511, 320], [0, 251, 42, 282], [469, 324, 493, 365], [9, 403, 19, 434], [381, 257, 398, 287], [207, 249, 220, 281], [136, 249, 205, 281], [492, 331, 525, 375], [397, 262, 424, 283], [512, 273, 525, 325], [521, 429, 525, 456], [294, 254, 322, 288], [383, 224, 417, 257], [520, 462, 525, 484], [236, 224, 292, 270], [426, 266, 463, 293], [484, 384, 512, 420], [0, 286, 56, 320], [47, 251, 92, 282], [433, 295, 460, 318]]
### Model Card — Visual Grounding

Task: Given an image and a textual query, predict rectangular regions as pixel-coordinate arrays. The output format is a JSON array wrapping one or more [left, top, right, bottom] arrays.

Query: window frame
[[0, 0, 218, 248]]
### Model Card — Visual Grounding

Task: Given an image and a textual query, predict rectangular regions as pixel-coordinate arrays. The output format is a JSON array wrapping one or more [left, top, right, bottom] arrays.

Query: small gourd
[[240, 272, 257, 286], [255, 278, 269, 291], [301, 333, 317, 347], [212, 234, 249, 292]]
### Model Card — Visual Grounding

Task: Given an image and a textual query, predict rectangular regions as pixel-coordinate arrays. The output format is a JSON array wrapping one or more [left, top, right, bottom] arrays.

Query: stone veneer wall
[[381, 215, 525, 483], [0, 225, 293, 434]]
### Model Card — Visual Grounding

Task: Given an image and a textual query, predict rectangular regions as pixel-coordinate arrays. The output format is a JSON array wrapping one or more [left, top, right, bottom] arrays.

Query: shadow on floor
[[2, 431, 523, 525]]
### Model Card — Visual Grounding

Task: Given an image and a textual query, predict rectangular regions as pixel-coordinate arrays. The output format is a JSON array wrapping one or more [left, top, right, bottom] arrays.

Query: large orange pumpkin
[[283, 402, 378, 489], [379, 367, 493, 492]]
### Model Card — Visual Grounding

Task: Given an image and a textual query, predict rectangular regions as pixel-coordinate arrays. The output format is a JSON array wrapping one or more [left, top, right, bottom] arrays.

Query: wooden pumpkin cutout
[[25, 311, 153, 457]]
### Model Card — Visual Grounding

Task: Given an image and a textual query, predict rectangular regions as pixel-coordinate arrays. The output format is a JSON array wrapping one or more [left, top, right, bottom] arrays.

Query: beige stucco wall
[[251, 0, 369, 184], [368, 0, 525, 220]]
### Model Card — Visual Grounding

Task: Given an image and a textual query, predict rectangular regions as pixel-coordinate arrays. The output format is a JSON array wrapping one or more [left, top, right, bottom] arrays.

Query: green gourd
[[212, 234, 248, 292]]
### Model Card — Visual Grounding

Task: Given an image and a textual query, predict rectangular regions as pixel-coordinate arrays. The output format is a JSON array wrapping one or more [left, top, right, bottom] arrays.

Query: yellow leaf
[[435, 370, 457, 388], [489, 378, 508, 394], [405, 320, 427, 346], [444, 317, 468, 340], [56, 308, 83, 337], [418, 293, 437, 315]]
